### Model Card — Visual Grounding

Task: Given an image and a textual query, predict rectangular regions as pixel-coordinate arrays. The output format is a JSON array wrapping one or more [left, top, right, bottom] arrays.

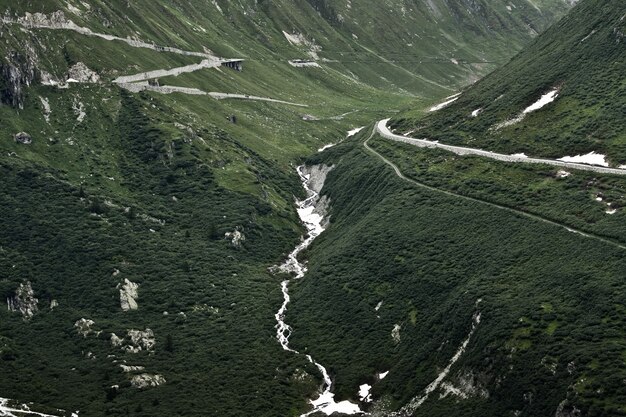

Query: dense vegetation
[[0, 0, 592, 415], [289, 131, 626, 416], [368, 137, 626, 243], [392, 0, 626, 164]]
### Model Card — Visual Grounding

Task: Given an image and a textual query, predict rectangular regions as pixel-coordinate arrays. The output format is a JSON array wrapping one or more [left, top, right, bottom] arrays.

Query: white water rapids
[[274, 165, 364, 416]]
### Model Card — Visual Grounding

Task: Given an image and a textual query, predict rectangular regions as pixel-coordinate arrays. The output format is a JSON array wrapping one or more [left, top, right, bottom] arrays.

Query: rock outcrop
[[225, 227, 245, 247], [67, 62, 100, 83], [391, 324, 401, 344], [74, 318, 96, 337], [300, 164, 334, 195], [110, 332, 123, 347], [118, 278, 139, 311], [124, 329, 156, 353], [120, 364, 145, 373], [130, 373, 166, 389], [6, 281, 38, 320], [439, 369, 489, 400], [13, 132, 32, 144], [1, 52, 40, 109]]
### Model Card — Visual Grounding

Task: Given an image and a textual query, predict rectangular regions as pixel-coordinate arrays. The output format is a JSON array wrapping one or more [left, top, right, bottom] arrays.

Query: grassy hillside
[[391, 0, 626, 165], [289, 128, 626, 416], [0, 0, 576, 415]]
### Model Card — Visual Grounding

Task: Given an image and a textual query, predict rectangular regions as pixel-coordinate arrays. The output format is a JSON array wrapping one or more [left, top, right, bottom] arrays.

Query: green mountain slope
[[391, 0, 626, 165], [292, 126, 626, 416], [0, 0, 576, 416]]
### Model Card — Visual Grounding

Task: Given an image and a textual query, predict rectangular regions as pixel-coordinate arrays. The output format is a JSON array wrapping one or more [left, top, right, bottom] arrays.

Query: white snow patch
[[272, 164, 363, 416], [471, 108, 482, 117], [523, 90, 559, 114], [606, 208, 617, 215], [494, 89, 558, 130], [0, 397, 65, 417], [374, 301, 383, 311], [379, 371, 389, 379], [429, 93, 461, 112], [359, 384, 372, 402], [307, 392, 362, 416], [511, 153, 528, 158], [318, 143, 336, 152], [347, 126, 365, 137], [557, 152, 609, 167], [619, 165, 626, 169]]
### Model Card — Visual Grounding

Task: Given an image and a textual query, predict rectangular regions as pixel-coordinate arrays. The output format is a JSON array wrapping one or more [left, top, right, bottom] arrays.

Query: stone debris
[[39, 96, 51, 123], [225, 228, 245, 247], [125, 329, 156, 352], [110, 333, 123, 347], [66, 62, 100, 83], [74, 318, 96, 337], [391, 324, 401, 344], [120, 364, 145, 373], [439, 370, 489, 400], [14, 132, 32, 145], [130, 373, 166, 389], [6, 281, 38, 320], [72, 98, 86, 122]]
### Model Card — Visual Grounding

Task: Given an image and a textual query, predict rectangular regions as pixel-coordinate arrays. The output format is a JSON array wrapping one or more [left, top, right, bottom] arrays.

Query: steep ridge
[[391, 0, 626, 165]]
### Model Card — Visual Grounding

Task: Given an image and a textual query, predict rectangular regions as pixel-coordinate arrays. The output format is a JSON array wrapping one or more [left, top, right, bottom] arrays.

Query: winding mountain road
[[376, 119, 626, 176], [363, 125, 626, 251]]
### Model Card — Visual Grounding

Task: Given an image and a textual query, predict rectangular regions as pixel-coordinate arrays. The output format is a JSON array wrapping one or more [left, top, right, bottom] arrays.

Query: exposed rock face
[[391, 324, 401, 344], [67, 62, 100, 83], [120, 364, 145, 373], [39, 96, 51, 123], [74, 318, 96, 337], [6, 281, 38, 320], [16, 11, 74, 28], [300, 164, 334, 227], [225, 227, 245, 247], [300, 164, 334, 194], [119, 278, 139, 311], [130, 373, 166, 389], [439, 370, 489, 400], [110, 332, 123, 347], [1, 52, 40, 109], [14, 132, 32, 145], [125, 329, 156, 353], [111, 329, 156, 352]]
